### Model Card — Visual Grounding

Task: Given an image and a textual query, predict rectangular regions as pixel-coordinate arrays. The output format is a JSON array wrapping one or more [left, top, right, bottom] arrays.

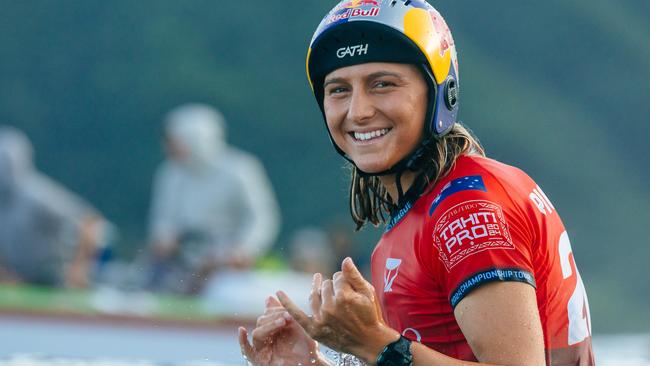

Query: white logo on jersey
[[384, 258, 402, 292], [402, 327, 422, 342], [529, 185, 555, 215]]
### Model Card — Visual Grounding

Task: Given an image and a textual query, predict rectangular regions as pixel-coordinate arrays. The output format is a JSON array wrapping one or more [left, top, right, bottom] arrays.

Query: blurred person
[[239, 1, 593, 366], [147, 103, 280, 294], [0, 126, 114, 288]]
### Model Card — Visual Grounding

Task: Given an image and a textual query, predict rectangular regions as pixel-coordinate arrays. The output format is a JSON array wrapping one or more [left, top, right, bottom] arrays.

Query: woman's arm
[[452, 281, 545, 365], [402, 281, 545, 365], [279, 258, 545, 366]]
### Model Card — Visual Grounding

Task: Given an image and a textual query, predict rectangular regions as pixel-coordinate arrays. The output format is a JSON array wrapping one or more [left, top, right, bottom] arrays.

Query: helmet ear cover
[[444, 76, 458, 110]]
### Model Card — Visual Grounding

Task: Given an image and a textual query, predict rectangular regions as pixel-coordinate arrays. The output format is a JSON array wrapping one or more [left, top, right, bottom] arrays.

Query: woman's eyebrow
[[324, 71, 404, 88], [323, 77, 346, 88], [366, 71, 403, 80]]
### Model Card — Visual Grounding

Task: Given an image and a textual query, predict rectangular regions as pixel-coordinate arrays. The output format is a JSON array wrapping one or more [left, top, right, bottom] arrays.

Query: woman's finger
[[251, 312, 293, 346], [333, 271, 353, 296], [277, 290, 313, 333], [256, 309, 291, 327], [341, 257, 374, 298], [321, 279, 335, 311], [262, 305, 287, 316], [265, 295, 283, 308], [310, 273, 323, 315], [238, 326, 255, 363], [263, 296, 285, 314], [332, 271, 342, 281]]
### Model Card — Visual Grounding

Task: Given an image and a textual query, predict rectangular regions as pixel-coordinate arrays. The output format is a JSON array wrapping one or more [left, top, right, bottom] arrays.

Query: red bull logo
[[430, 11, 454, 57], [340, 0, 380, 8], [327, 6, 380, 24]]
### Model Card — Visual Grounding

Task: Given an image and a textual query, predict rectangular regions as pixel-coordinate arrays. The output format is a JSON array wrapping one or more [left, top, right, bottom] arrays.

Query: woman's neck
[[378, 170, 421, 205]]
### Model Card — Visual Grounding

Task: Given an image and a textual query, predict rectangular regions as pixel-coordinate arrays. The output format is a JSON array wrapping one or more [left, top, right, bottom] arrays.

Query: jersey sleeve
[[426, 172, 537, 309]]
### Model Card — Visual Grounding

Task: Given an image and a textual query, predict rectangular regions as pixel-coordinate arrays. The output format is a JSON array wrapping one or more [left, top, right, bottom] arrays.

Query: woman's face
[[323, 62, 428, 173]]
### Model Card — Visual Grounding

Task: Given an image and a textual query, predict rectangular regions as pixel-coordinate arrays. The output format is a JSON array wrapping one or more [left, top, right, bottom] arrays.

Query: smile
[[351, 128, 390, 141]]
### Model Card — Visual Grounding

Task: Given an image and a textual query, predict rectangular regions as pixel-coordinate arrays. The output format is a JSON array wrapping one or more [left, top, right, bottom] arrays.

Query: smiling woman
[[239, 1, 594, 366], [323, 63, 428, 175]]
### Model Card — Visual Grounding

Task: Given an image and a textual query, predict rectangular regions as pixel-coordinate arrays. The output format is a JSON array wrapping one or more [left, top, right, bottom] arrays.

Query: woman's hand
[[238, 296, 321, 366], [278, 258, 400, 365]]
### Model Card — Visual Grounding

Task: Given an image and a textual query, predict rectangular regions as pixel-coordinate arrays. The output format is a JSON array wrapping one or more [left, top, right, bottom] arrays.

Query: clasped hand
[[239, 258, 399, 366], [239, 296, 319, 366], [279, 257, 400, 364]]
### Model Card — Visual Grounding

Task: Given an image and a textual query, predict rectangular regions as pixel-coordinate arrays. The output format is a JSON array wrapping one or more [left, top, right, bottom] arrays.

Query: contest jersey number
[[558, 231, 592, 345], [531, 185, 592, 345]]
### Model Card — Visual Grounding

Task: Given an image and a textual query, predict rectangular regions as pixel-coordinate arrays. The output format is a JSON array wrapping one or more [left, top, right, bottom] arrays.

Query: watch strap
[[376, 335, 413, 366]]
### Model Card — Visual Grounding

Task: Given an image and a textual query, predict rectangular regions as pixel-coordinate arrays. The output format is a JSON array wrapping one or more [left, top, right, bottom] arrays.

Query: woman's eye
[[327, 86, 348, 95], [374, 80, 394, 89]]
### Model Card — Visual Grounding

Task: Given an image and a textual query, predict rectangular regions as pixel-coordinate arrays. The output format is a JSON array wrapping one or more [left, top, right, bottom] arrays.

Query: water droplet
[[242, 353, 248, 360], [298, 363, 303, 366], [310, 357, 317, 364]]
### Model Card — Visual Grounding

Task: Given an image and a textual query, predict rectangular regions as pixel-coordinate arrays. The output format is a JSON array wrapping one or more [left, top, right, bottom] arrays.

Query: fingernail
[[283, 312, 292, 321], [274, 317, 286, 326]]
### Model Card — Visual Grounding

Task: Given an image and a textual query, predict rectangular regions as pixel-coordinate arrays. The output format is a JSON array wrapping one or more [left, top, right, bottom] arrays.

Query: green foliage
[[0, 1, 647, 332]]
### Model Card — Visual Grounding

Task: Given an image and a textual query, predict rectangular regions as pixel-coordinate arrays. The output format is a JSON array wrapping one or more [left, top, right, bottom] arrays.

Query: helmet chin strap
[[321, 63, 444, 207], [354, 134, 437, 207]]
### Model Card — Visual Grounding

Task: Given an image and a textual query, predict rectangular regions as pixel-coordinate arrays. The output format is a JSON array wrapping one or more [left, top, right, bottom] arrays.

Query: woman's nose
[[347, 90, 375, 123]]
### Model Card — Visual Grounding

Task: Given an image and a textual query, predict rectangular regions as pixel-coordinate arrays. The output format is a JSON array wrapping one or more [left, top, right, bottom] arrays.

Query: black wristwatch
[[376, 335, 413, 366]]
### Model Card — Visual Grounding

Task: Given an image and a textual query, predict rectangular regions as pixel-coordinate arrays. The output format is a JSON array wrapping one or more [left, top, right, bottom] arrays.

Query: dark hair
[[348, 123, 485, 231]]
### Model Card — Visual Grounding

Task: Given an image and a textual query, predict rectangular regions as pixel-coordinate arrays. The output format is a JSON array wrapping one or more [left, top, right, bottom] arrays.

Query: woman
[[239, 1, 594, 365]]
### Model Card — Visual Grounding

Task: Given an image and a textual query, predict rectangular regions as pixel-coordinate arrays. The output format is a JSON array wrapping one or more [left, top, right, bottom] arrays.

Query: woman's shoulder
[[424, 154, 538, 218], [451, 155, 534, 188], [455, 154, 525, 175]]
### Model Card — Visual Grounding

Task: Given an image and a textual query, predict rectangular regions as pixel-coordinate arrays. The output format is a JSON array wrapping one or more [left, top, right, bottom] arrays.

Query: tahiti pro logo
[[383, 257, 402, 292], [433, 200, 514, 272]]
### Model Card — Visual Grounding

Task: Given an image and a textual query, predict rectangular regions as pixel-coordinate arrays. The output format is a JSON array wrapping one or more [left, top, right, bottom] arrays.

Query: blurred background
[[0, 0, 648, 365]]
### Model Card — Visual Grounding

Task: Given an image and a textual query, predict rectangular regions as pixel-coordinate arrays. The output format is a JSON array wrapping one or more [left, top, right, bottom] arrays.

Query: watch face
[[377, 336, 413, 366]]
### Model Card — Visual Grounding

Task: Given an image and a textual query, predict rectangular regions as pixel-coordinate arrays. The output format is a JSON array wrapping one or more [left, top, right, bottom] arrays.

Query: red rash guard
[[371, 155, 594, 365]]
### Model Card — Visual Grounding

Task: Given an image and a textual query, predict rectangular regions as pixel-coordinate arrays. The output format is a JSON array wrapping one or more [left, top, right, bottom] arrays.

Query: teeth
[[354, 128, 388, 141]]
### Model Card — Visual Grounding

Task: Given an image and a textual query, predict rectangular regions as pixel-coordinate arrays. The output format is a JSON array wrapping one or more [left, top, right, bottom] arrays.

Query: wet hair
[[348, 123, 485, 231]]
